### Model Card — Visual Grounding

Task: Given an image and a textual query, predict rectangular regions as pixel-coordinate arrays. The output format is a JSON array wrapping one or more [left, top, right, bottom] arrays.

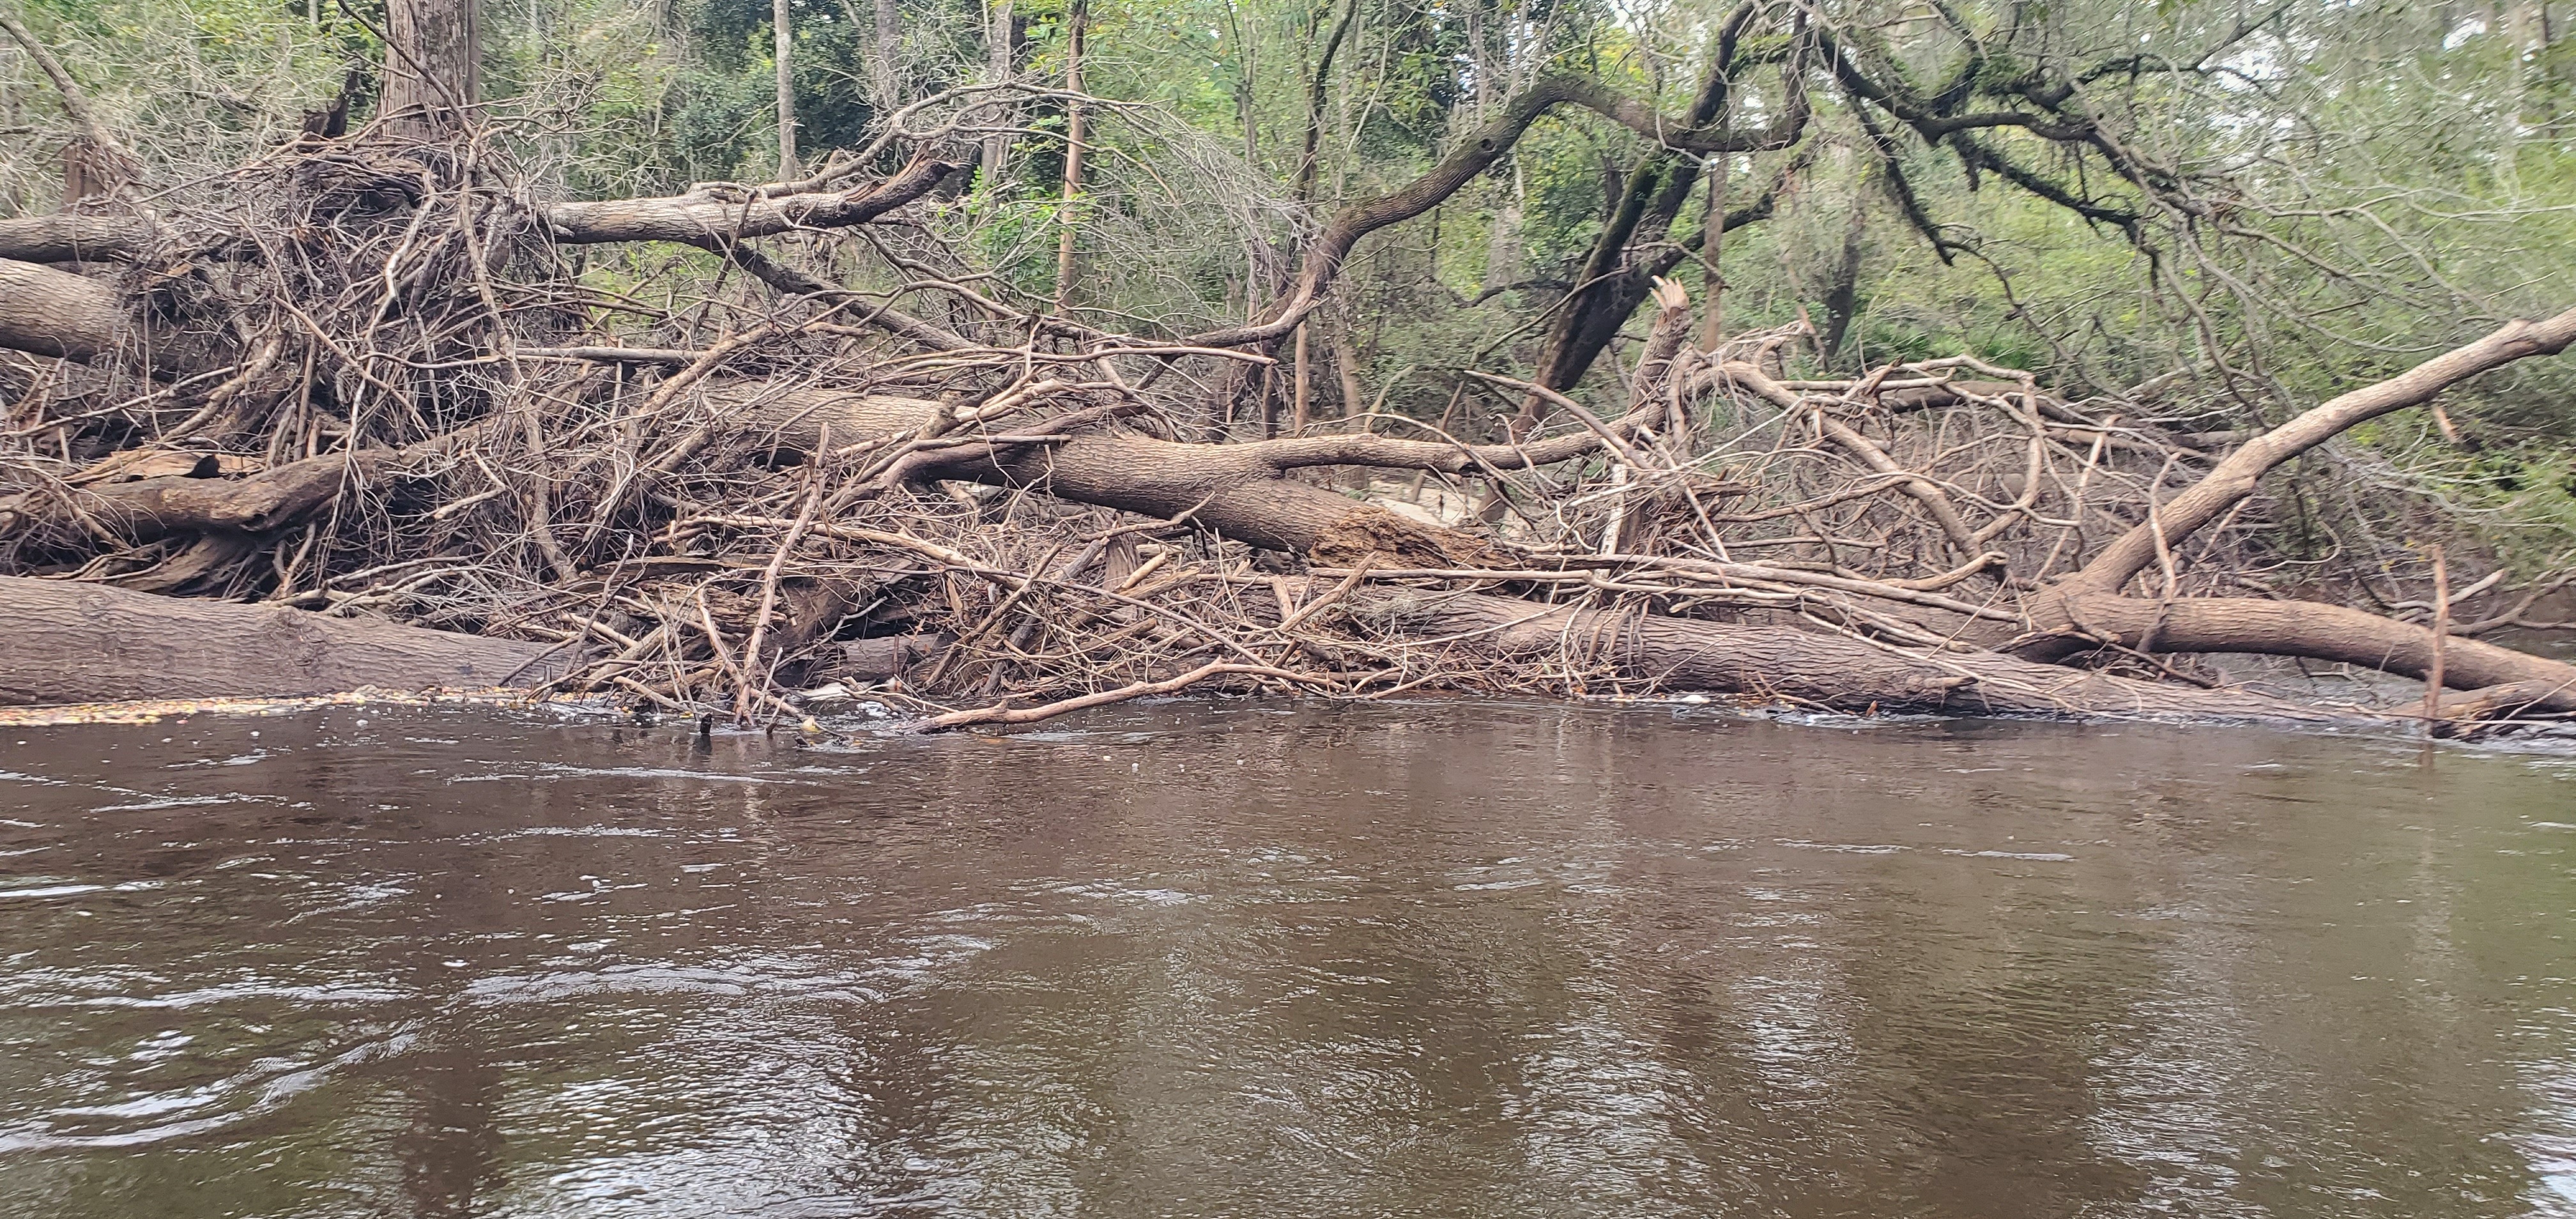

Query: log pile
[[3, 116, 2573, 735]]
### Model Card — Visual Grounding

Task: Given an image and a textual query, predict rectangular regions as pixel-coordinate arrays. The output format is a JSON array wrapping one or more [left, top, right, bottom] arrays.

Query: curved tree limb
[[1185, 72, 1811, 348], [2054, 307, 2576, 604]]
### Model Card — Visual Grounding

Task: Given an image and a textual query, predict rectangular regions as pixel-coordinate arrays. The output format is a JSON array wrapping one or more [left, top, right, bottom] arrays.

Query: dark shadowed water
[[3, 701, 2575, 1217]]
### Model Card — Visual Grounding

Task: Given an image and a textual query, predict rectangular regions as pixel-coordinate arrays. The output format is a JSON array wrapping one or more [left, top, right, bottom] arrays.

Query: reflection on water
[[2, 702, 2573, 1216]]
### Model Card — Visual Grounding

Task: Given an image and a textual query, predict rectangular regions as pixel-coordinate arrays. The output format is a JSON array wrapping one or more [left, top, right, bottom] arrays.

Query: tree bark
[[0, 213, 151, 263], [1293, 0, 1356, 204], [0, 257, 132, 363], [873, 0, 901, 112], [1052, 0, 1087, 312], [2050, 592, 2576, 709], [0, 159, 958, 272], [774, 0, 799, 179], [0, 6, 138, 201], [2058, 307, 2576, 604], [1367, 586, 2340, 722], [0, 257, 230, 375], [0, 576, 567, 705], [1698, 150, 1728, 349], [0, 426, 484, 545], [981, 0, 1015, 183], [381, 0, 479, 136]]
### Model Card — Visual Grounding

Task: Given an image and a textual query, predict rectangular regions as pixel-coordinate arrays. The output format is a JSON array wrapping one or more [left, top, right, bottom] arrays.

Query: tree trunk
[[981, 0, 1015, 183], [0, 6, 137, 200], [873, 0, 901, 111], [1294, 0, 1356, 204], [1052, 0, 1087, 312], [774, 0, 798, 179], [1818, 202, 1866, 362], [0, 576, 568, 705], [1367, 586, 2341, 722], [2048, 592, 2576, 709], [381, 0, 479, 136], [1698, 151, 1728, 349], [0, 257, 231, 376]]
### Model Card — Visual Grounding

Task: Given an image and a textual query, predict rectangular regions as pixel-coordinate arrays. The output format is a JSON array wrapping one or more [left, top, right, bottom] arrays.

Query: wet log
[[2437, 680, 2576, 723], [1350, 586, 2342, 722], [2051, 593, 2576, 709], [0, 576, 571, 705]]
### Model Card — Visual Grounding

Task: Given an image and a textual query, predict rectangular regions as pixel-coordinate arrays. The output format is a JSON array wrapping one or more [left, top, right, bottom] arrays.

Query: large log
[[0, 257, 232, 375], [0, 158, 961, 270], [0, 426, 484, 544], [1354, 586, 2340, 721], [2050, 592, 2576, 709], [0, 258, 133, 362], [0, 213, 148, 263], [2071, 307, 2576, 598], [726, 385, 1515, 566], [0, 576, 569, 705]]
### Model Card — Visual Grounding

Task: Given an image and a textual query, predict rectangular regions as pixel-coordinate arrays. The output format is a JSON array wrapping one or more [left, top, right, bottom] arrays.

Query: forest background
[[8, 0, 2572, 524]]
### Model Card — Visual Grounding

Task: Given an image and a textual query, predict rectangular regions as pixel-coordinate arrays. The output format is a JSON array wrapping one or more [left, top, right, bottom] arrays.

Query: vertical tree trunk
[[1513, 40, 1740, 431], [1818, 203, 1866, 363], [1235, 2, 1259, 171], [773, 0, 798, 179], [1052, 0, 1087, 312], [1483, 158, 1525, 291], [1291, 322, 1311, 433], [1330, 321, 1367, 419], [0, 6, 136, 200], [873, 0, 901, 111], [1293, 0, 1354, 204], [382, 0, 480, 137], [1510, 156, 1676, 434], [981, 0, 1015, 183], [1698, 151, 1729, 349]]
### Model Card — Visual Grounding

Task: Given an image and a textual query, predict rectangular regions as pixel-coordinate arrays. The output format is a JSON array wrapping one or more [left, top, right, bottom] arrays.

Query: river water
[[3, 701, 2573, 1216]]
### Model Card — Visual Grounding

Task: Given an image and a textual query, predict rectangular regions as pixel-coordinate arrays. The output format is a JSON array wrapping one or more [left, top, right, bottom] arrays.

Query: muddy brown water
[[3, 702, 2574, 1216]]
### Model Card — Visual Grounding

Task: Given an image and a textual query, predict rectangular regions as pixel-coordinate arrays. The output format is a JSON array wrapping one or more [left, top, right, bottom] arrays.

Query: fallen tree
[[0, 575, 567, 704], [4, 45, 2573, 735]]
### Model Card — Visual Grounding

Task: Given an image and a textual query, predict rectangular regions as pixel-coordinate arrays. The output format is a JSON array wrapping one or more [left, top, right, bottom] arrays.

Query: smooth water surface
[[3, 702, 2573, 1216]]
